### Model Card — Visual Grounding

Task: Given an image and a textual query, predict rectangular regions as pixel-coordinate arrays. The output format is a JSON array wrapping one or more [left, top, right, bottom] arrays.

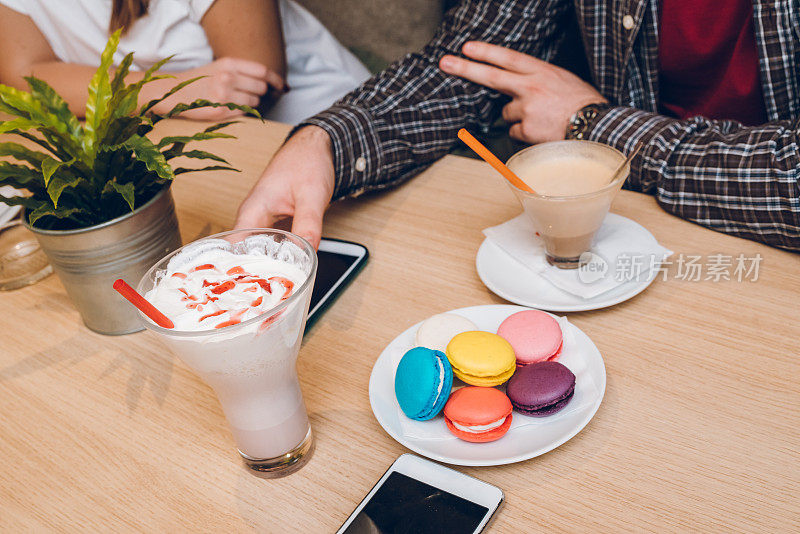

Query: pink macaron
[[497, 310, 563, 367]]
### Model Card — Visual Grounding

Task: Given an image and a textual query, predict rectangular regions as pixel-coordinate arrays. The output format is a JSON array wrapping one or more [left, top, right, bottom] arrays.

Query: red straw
[[113, 279, 174, 329]]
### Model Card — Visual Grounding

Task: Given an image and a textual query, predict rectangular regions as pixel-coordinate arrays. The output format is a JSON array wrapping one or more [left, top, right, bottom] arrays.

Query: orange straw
[[457, 128, 536, 194], [113, 279, 174, 329]]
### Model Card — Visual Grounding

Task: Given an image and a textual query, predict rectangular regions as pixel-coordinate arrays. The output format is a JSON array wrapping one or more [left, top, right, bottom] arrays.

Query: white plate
[[476, 228, 661, 313], [368, 305, 606, 467]]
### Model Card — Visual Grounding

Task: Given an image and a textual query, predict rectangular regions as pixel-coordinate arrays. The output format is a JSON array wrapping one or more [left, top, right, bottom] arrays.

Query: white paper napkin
[[482, 213, 672, 299], [393, 316, 601, 441]]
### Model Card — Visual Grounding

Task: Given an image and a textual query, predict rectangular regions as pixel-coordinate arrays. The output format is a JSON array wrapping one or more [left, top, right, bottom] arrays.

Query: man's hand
[[234, 126, 335, 249], [439, 41, 606, 144]]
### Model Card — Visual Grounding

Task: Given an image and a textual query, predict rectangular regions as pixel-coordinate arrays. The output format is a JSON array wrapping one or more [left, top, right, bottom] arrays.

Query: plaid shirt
[[299, 0, 800, 251]]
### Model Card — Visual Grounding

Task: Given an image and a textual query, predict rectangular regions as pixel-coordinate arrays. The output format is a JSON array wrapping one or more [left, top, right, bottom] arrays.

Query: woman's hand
[[440, 41, 606, 144], [149, 57, 286, 120]]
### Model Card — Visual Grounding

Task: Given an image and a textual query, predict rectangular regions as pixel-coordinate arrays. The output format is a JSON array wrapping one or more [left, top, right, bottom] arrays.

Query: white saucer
[[0, 187, 22, 226], [476, 217, 663, 312], [368, 305, 606, 467]]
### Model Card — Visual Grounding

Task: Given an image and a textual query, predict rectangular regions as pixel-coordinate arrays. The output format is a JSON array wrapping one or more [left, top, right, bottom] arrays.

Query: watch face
[[567, 104, 607, 139]]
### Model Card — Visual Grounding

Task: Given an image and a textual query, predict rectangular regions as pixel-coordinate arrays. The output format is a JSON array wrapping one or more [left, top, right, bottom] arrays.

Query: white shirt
[[1, 0, 215, 71], [0, 0, 370, 123]]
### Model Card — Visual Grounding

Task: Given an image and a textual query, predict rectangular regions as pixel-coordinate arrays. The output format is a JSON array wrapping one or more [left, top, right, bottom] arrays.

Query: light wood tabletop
[[1, 118, 798, 532]]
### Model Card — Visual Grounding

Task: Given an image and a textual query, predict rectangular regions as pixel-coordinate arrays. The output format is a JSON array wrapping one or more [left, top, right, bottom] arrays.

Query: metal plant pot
[[24, 186, 182, 335]]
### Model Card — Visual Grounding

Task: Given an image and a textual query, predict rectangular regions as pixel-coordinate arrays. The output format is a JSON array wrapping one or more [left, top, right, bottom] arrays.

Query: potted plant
[[0, 31, 256, 335]]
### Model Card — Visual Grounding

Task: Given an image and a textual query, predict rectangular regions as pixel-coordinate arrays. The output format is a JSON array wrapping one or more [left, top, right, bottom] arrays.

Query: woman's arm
[[0, 5, 102, 112], [201, 0, 286, 81], [0, 2, 284, 120]]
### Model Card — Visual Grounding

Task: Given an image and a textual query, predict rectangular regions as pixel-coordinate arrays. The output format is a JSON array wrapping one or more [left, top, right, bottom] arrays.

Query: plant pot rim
[[22, 184, 171, 236]]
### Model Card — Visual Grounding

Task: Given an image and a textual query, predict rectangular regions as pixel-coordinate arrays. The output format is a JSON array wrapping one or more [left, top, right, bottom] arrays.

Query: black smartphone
[[305, 238, 368, 329]]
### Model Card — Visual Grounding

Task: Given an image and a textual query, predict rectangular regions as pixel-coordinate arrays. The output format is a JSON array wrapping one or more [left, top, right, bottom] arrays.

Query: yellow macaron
[[446, 331, 516, 387]]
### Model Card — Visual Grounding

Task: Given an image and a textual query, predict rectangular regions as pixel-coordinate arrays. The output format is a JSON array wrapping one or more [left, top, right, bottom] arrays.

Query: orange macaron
[[443, 386, 513, 443]]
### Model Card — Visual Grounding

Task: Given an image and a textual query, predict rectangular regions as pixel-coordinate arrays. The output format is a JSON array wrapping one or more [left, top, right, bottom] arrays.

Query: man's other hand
[[440, 41, 607, 143]]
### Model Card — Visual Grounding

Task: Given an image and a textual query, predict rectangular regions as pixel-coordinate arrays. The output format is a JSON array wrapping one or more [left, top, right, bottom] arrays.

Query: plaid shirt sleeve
[[295, 0, 570, 200], [584, 107, 800, 251]]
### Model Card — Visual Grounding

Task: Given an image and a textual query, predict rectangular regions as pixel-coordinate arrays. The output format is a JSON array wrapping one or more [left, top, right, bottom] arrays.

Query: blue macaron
[[395, 347, 453, 421]]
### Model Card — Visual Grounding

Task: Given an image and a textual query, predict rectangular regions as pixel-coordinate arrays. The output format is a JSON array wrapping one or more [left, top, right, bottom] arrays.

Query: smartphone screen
[[309, 249, 359, 314], [306, 240, 368, 326], [341, 471, 489, 534]]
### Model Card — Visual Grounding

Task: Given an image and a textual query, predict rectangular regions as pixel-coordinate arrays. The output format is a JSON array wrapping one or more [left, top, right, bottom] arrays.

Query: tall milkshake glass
[[137, 229, 317, 478]]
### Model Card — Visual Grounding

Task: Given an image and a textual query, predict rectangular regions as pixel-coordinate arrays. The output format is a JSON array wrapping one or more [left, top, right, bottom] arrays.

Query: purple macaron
[[505, 361, 576, 417]]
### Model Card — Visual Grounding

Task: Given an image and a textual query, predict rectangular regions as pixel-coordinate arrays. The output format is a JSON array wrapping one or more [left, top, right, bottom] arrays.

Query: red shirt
[[658, 0, 768, 126]]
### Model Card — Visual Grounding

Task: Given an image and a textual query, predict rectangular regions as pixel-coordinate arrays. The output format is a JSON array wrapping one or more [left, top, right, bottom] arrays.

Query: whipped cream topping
[[146, 246, 306, 331], [452, 415, 508, 433]]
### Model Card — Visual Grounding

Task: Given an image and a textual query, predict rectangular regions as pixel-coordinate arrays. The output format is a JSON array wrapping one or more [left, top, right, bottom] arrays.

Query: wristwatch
[[565, 102, 613, 140]]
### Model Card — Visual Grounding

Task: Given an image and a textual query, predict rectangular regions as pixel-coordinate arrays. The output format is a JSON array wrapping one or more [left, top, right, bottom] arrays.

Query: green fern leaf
[[162, 99, 260, 119], [112, 56, 174, 121], [7, 130, 62, 157], [41, 157, 75, 187], [27, 203, 83, 227], [100, 116, 143, 148], [0, 161, 45, 192], [46, 171, 83, 208], [122, 135, 174, 182], [167, 149, 230, 164], [84, 29, 121, 157], [139, 76, 205, 116], [156, 131, 235, 149], [0, 117, 39, 135], [203, 121, 240, 133], [110, 52, 134, 94], [173, 165, 239, 175], [101, 178, 136, 211], [0, 142, 48, 169], [24, 76, 83, 141], [0, 86, 86, 162], [0, 193, 43, 210]]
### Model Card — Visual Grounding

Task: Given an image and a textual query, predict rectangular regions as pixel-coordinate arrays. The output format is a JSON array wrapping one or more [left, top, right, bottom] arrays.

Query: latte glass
[[506, 141, 628, 269]]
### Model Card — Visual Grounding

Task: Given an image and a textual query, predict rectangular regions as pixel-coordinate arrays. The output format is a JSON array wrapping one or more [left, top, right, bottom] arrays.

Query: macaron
[[497, 310, 563, 367], [415, 313, 478, 352], [446, 331, 516, 387], [394, 347, 453, 421], [443, 386, 513, 442], [505, 361, 576, 417]]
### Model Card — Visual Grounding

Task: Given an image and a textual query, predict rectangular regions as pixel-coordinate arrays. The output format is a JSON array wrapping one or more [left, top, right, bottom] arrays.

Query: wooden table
[[2, 119, 798, 532]]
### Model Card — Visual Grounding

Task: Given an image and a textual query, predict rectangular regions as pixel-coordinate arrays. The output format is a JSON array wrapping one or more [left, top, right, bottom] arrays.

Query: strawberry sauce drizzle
[[200, 310, 227, 322], [170, 262, 298, 329], [215, 309, 246, 329], [269, 277, 295, 300], [210, 281, 235, 294]]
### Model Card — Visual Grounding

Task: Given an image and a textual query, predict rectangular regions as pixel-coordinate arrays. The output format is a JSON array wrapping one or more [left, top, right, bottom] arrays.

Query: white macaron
[[415, 313, 478, 353]]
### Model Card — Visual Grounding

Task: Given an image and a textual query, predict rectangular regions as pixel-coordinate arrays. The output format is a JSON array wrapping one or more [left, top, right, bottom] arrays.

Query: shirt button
[[622, 15, 635, 30], [355, 157, 367, 172]]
